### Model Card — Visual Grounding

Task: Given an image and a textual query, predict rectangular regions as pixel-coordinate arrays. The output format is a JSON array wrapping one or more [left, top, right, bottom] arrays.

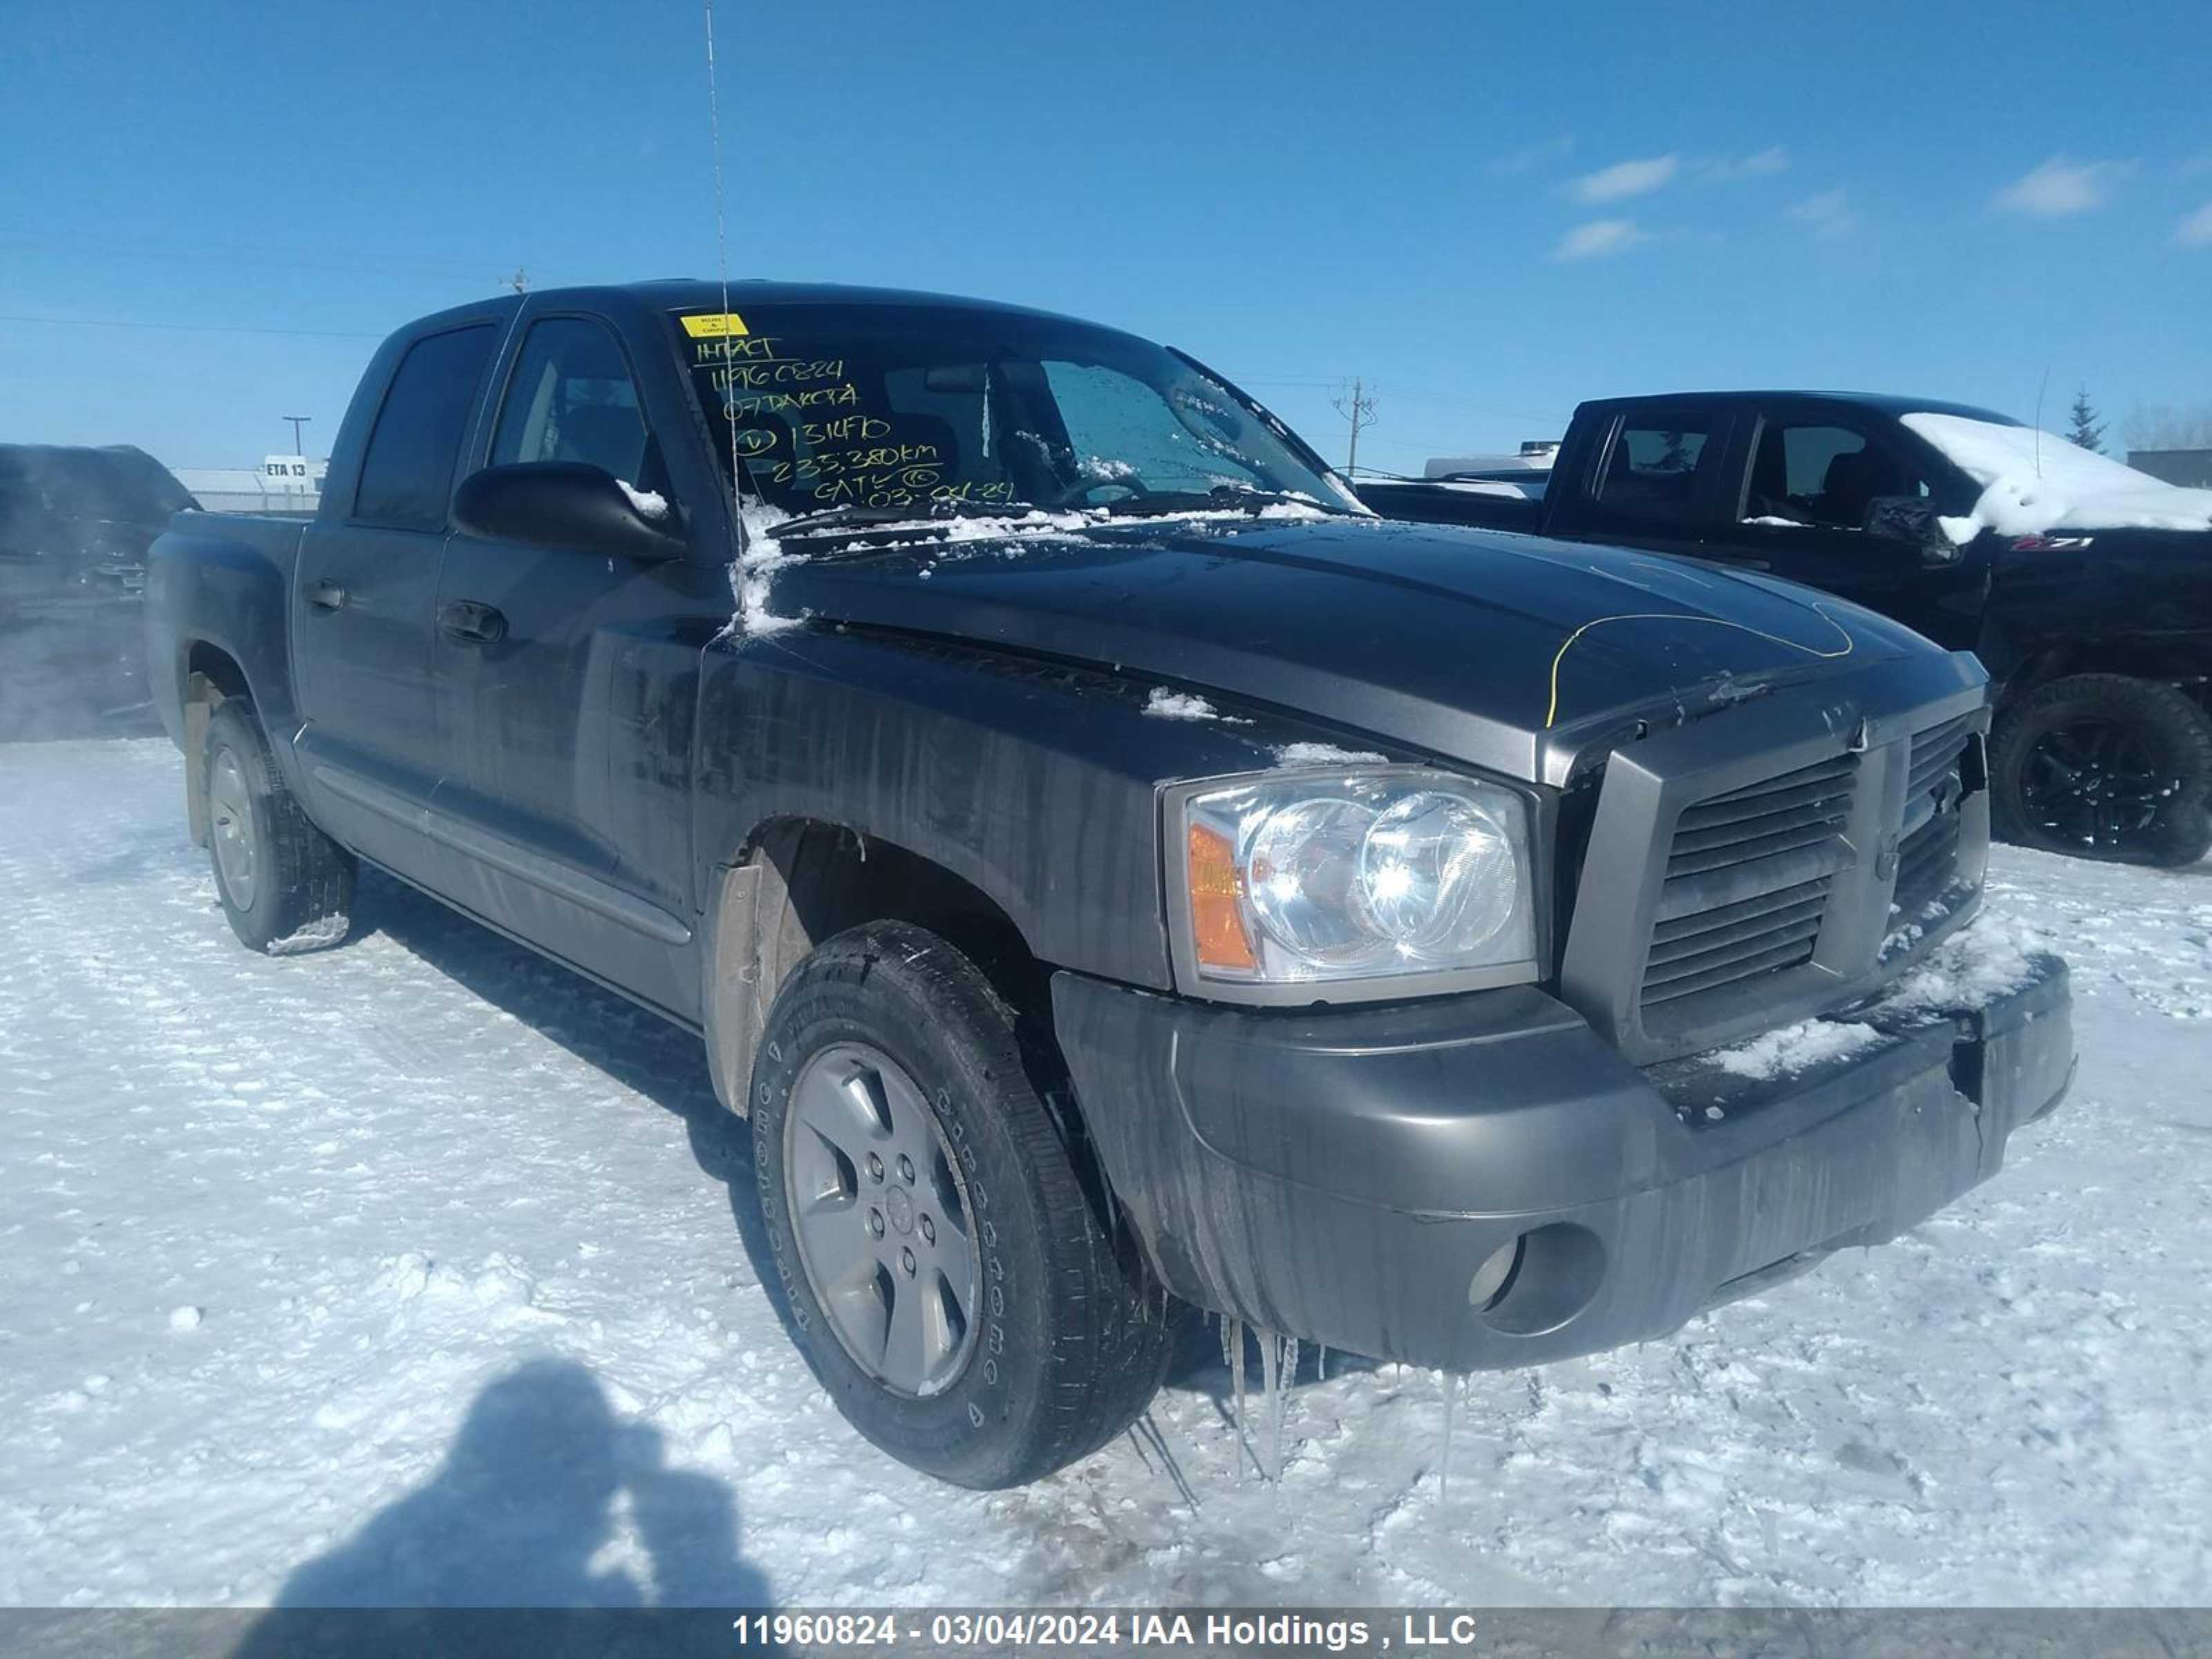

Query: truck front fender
[[688, 626, 1352, 1103]]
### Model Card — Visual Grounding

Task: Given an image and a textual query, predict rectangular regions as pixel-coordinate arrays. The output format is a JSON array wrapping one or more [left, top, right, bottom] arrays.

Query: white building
[[173, 456, 328, 516]]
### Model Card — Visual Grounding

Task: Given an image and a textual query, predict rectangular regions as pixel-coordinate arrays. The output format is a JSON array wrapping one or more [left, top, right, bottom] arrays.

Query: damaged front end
[[1053, 917, 2070, 1375], [1052, 661, 2072, 1374]]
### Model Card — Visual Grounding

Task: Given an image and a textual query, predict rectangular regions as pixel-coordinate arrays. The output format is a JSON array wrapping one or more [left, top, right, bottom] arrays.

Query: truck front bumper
[[1051, 953, 2072, 1371]]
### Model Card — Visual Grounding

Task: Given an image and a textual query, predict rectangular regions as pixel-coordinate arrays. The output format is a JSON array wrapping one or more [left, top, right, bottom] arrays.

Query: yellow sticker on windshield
[[681, 312, 749, 338]]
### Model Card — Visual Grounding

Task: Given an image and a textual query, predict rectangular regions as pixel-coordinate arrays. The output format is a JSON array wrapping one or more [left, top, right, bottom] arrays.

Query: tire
[[203, 697, 357, 953], [751, 920, 1172, 1488], [1990, 674, 2212, 867]]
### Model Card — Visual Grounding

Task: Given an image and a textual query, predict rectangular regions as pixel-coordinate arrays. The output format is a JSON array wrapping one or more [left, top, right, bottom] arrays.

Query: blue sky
[[3, 0, 2207, 475]]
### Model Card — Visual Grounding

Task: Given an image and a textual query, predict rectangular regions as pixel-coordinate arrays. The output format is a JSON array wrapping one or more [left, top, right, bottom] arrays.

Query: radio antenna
[[2032, 364, 2050, 480], [702, 0, 745, 554]]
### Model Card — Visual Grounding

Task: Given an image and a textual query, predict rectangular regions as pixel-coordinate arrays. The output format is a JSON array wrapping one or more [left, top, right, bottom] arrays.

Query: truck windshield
[[670, 303, 1354, 523]]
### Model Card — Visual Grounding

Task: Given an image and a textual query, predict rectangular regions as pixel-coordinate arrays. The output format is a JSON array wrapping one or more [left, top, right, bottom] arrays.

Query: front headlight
[[1169, 767, 1539, 1000]]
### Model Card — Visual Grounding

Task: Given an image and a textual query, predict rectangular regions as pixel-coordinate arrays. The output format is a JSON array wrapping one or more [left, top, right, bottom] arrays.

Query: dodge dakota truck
[[145, 284, 2074, 1488], [1358, 391, 2212, 866]]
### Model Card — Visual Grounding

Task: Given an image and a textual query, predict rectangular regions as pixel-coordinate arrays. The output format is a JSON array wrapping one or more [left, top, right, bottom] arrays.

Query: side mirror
[[453, 462, 685, 562], [1864, 495, 1963, 566]]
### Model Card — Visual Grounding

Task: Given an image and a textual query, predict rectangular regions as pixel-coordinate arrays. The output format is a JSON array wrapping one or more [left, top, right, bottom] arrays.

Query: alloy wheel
[[208, 745, 259, 910], [2018, 720, 2177, 854], [783, 1042, 983, 1398]]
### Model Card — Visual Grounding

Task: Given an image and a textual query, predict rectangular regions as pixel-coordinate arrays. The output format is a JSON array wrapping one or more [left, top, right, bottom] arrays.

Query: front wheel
[[1990, 674, 2212, 867], [751, 921, 1171, 1488]]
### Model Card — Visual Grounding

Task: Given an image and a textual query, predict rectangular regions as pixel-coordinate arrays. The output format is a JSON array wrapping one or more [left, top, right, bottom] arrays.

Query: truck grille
[[1892, 712, 1976, 921], [1559, 676, 1992, 1066], [1640, 753, 1858, 1010]]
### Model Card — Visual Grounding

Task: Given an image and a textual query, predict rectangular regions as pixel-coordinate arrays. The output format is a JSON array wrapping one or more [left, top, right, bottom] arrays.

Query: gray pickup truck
[[145, 281, 2074, 1488]]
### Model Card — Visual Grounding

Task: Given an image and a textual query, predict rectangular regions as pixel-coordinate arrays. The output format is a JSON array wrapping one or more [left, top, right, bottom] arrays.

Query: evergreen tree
[[2066, 386, 2106, 453]]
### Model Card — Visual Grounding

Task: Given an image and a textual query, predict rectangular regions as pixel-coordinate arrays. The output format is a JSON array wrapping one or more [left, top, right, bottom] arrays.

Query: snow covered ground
[[3, 738, 2209, 1610]]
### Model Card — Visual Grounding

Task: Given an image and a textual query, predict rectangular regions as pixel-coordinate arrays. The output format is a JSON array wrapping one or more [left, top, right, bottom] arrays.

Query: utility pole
[[1331, 377, 1378, 476], [283, 415, 310, 456]]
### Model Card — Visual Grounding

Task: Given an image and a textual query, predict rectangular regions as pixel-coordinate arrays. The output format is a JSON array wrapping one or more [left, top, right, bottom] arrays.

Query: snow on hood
[[1902, 412, 2212, 543]]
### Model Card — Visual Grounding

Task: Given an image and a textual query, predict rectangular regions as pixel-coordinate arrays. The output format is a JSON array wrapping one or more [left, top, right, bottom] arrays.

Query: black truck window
[[1747, 421, 1932, 530], [1597, 415, 1723, 523], [491, 317, 650, 486], [352, 324, 497, 531]]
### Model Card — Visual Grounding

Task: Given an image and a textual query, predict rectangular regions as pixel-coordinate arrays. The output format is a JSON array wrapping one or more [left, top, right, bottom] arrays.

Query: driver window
[[1745, 422, 1929, 532], [491, 317, 651, 487]]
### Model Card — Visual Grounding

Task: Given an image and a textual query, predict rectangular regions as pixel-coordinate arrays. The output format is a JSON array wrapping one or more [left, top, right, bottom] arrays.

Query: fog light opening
[[1473, 1222, 1607, 1338]]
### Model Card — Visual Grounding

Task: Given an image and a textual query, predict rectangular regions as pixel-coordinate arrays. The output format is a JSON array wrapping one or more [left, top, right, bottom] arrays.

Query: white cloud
[[1995, 156, 2129, 218], [1568, 155, 1679, 204], [2177, 202, 2212, 249], [1787, 188, 1857, 237], [1486, 135, 1574, 177], [1707, 146, 1790, 182], [1552, 219, 1646, 261]]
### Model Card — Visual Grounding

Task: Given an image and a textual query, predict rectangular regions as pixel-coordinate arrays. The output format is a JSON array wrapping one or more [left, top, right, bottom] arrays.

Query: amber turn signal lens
[[1187, 821, 1257, 973]]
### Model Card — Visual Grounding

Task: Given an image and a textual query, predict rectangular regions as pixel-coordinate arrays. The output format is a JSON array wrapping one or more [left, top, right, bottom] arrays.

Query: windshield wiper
[[1096, 485, 1340, 518], [769, 482, 1340, 539], [765, 501, 998, 537]]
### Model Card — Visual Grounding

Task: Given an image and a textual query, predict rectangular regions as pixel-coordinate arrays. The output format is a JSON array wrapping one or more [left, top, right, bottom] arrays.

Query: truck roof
[[1573, 389, 2021, 426], [393, 279, 1111, 341]]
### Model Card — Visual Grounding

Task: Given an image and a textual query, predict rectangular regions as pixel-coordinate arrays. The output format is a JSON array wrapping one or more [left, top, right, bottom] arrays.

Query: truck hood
[[767, 515, 1940, 784]]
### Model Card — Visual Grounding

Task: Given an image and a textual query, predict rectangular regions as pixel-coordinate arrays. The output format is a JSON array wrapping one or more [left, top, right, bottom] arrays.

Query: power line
[[0, 229, 538, 286], [0, 312, 384, 341], [1230, 370, 1570, 428], [1376, 381, 1572, 427], [1356, 433, 1507, 457]]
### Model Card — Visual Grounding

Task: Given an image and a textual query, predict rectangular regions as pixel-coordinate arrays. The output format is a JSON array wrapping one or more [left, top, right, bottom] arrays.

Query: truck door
[[432, 310, 726, 1016], [292, 321, 498, 884], [1714, 412, 1986, 649]]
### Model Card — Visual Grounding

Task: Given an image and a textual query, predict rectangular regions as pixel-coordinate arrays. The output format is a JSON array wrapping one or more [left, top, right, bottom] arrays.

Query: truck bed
[[1353, 478, 1545, 534]]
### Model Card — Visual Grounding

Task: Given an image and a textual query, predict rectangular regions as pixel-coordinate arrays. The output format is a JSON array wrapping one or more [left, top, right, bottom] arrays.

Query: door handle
[[306, 579, 348, 611], [439, 599, 508, 645]]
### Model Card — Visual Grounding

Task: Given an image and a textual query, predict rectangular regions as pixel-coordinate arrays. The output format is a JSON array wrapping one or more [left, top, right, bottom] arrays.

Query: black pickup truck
[[146, 285, 2073, 1488], [1359, 392, 2212, 865]]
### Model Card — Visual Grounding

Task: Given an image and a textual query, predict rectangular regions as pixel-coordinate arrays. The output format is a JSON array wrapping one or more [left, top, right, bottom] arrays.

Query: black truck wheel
[[1991, 674, 2212, 867], [203, 697, 357, 953], [751, 920, 1171, 1488]]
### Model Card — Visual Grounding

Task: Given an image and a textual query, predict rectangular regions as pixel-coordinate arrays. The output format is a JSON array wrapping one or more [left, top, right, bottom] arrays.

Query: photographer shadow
[[229, 1359, 776, 1656]]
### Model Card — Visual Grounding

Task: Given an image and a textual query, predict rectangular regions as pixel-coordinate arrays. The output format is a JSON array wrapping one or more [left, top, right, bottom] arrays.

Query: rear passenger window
[[491, 317, 650, 486], [1597, 415, 1722, 522], [352, 324, 496, 530]]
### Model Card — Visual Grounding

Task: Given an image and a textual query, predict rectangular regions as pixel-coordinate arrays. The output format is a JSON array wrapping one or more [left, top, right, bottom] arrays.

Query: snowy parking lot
[[3, 737, 2209, 1609]]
